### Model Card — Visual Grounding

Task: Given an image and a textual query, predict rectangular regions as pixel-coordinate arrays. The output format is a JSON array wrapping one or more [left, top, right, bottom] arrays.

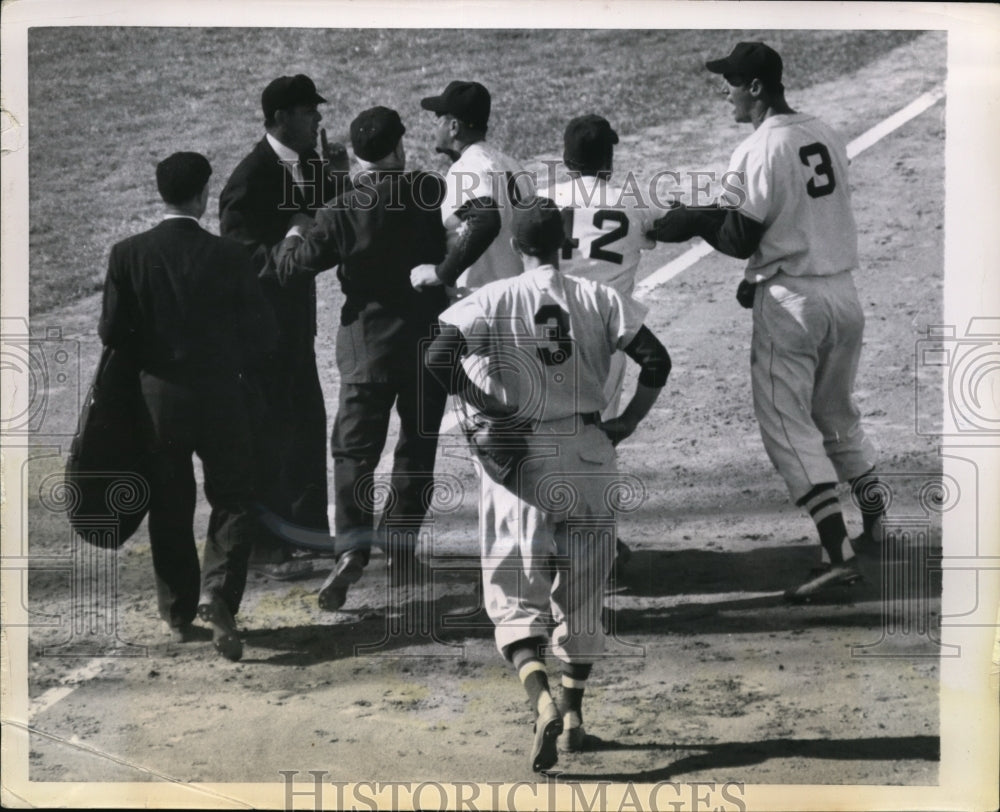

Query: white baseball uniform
[[725, 113, 877, 501], [442, 142, 535, 294], [439, 265, 648, 662], [540, 175, 658, 418]]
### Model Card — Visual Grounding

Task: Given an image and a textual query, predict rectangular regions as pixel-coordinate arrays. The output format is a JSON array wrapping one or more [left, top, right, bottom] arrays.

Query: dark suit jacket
[[276, 170, 448, 383], [219, 137, 344, 358], [99, 218, 277, 378]]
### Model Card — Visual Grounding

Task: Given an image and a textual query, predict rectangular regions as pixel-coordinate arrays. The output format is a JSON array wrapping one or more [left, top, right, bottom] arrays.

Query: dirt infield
[[14, 29, 955, 799]]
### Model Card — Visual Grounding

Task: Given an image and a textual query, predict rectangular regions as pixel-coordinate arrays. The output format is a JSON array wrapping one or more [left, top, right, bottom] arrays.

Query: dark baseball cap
[[350, 106, 406, 162], [563, 114, 619, 170], [705, 42, 783, 85], [156, 151, 212, 205], [512, 197, 565, 257], [261, 74, 327, 119], [420, 80, 491, 130]]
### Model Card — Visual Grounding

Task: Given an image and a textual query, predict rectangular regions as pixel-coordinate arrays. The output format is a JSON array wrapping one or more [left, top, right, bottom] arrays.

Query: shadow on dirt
[[237, 547, 941, 665], [552, 734, 940, 782]]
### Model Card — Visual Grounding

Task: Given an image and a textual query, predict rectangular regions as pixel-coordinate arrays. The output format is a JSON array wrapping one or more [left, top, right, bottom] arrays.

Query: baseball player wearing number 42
[[651, 42, 887, 602], [539, 114, 675, 576], [425, 197, 671, 773]]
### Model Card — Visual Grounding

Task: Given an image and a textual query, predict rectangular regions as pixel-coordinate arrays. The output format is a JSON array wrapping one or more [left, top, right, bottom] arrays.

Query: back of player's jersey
[[441, 267, 647, 422], [542, 177, 656, 299], [726, 113, 858, 280]]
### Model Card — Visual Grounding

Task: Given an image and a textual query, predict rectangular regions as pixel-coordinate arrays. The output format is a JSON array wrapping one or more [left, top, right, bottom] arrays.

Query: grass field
[[27, 27, 922, 314]]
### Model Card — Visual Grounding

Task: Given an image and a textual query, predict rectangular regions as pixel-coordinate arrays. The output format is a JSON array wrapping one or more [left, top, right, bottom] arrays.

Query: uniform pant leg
[[380, 366, 449, 551], [547, 424, 617, 664], [331, 381, 394, 558], [249, 358, 296, 562], [751, 279, 840, 503], [198, 374, 259, 616], [811, 274, 878, 483], [139, 373, 201, 627], [480, 469, 556, 658], [285, 347, 330, 532]]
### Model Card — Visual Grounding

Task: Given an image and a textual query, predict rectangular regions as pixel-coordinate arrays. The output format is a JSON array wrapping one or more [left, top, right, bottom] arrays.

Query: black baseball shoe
[[784, 558, 863, 604], [531, 702, 564, 773], [317, 551, 365, 611]]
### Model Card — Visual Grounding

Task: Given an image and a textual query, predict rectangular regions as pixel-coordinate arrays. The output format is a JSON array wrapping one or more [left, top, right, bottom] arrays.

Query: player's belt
[[580, 412, 601, 426]]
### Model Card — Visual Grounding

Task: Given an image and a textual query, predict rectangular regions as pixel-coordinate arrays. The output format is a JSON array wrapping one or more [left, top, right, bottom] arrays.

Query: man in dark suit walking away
[[99, 152, 277, 661], [219, 74, 351, 578]]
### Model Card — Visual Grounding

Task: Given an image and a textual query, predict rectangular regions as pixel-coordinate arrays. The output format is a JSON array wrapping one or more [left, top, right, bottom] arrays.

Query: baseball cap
[[420, 80, 491, 130], [512, 197, 565, 257], [705, 42, 783, 85], [156, 151, 212, 205], [563, 114, 619, 171], [350, 106, 406, 161], [261, 74, 327, 119]]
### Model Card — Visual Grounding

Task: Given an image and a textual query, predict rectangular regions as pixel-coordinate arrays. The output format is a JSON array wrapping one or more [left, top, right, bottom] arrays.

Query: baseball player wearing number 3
[[652, 42, 886, 602], [425, 198, 670, 772]]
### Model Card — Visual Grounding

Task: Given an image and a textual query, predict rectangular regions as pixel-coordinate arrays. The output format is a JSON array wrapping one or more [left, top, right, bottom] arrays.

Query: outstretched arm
[[649, 206, 765, 260]]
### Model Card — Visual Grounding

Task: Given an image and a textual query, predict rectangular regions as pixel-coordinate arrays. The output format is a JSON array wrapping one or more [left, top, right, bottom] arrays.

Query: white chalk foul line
[[635, 85, 946, 297], [29, 657, 113, 718]]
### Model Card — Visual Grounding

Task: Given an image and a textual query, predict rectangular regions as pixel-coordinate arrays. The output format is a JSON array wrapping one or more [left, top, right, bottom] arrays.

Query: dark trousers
[[139, 370, 259, 626], [331, 370, 448, 560], [252, 346, 329, 561]]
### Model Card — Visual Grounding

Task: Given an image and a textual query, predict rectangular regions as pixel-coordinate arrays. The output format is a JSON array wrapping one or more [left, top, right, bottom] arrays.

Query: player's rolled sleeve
[[624, 326, 671, 388]]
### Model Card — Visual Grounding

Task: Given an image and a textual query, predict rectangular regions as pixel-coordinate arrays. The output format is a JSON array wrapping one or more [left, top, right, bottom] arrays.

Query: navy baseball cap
[[563, 114, 619, 170], [350, 106, 406, 161], [512, 197, 565, 257], [420, 80, 491, 130], [705, 42, 783, 85], [261, 74, 327, 119]]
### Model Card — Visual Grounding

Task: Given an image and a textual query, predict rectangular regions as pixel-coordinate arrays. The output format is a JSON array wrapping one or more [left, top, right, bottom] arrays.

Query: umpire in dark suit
[[99, 152, 277, 661], [275, 106, 450, 611], [219, 74, 350, 577]]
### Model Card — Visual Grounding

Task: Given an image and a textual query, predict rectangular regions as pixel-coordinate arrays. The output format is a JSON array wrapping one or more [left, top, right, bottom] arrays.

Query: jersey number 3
[[799, 142, 837, 198], [560, 209, 630, 264], [534, 304, 572, 366]]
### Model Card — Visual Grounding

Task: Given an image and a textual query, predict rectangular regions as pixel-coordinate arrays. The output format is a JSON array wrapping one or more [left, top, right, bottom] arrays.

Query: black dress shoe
[[196, 598, 243, 661], [317, 551, 366, 611]]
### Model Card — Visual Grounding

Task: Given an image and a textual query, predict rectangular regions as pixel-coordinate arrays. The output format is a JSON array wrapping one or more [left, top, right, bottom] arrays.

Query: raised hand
[[320, 128, 350, 173]]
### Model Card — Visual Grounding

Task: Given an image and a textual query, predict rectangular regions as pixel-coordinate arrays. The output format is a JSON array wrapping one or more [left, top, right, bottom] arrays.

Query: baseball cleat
[[784, 559, 863, 603], [197, 598, 243, 662], [531, 702, 564, 773], [557, 710, 586, 753], [318, 551, 365, 611]]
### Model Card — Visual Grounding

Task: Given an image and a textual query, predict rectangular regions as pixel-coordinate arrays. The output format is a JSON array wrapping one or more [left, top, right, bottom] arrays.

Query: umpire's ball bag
[[65, 346, 150, 547]]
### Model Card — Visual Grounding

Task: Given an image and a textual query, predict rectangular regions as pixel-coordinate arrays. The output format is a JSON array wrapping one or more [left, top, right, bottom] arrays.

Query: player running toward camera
[[425, 197, 670, 772], [650, 42, 886, 602]]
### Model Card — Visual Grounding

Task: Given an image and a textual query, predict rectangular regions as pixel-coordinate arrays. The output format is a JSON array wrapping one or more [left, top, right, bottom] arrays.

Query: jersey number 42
[[560, 208, 629, 264]]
